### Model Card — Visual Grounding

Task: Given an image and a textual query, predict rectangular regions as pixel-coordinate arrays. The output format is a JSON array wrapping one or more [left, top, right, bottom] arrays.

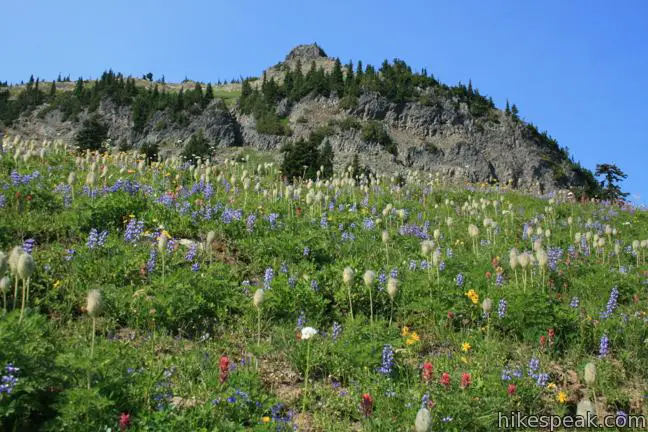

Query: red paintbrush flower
[[460, 372, 471, 389], [507, 383, 517, 396], [422, 362, 433, 383], [361, 393, 373, 417], [219, 356, 230, 383], [119, 412, 130, 431], [440, 372, 451, 389]]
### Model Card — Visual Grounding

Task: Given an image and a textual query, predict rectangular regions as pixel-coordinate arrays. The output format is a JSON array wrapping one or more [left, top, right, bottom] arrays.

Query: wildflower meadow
[[0, 137, 647, 431]]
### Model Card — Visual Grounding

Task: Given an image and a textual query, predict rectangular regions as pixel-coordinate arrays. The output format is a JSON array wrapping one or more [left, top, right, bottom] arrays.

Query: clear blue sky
[[2, 0, 647, 203]]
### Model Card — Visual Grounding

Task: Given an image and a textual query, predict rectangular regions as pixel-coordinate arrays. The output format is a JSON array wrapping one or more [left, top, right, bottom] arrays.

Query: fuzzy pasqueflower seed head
[[301, 326, 318, 340], [157, 234, 168, 253], [86, 289, 103, 317], [468, 224, 479, 238], [343, 267, 354, 286], [381, 230, 390, 243], [387, 277, 398, 300], [8, 246, 26, 276], [86, 171, 96, 186], [253, 288, 264, 309], [0, 251, 7, 275], [420, 240, 434, 257], [518, 253, 530, 268], [363, 270, 376, 287], [584, 362, 596, 385], [576, 398, 595, 420], [17, 253, 35, 281], [0, 276, 10, 293], [482, 298, 493, 314], [206, 231, 216, 246], [67, 171, 76, 185], [536, 249, 548, 268], [509, 249, 518, 269], [415, 407, 432, 432]]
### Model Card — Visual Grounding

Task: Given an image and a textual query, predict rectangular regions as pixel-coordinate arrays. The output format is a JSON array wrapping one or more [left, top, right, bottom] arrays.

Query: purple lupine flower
[[536, 373, 549, 387], [547, 247, 563, 271], [267, 213, 279, 229], [527, 356, 540, 378], [147, 248, 157, 273], [600, 287, 619, 319], [376, 344, 394, 375], [320, 213, 328, 228], [185, 243, 197, 261], [408, 259, 417, 271], [87, 229, 99, 249], [287, 276, 296, 289], [420, 260, 429, 270], [0, 194, 5, 209], [263, 267, 274, 290], [439, 261, 446, 271], [303, 247, 310, 257], [0, 363, 19, 395], [124, 218, 145, 243], [495, 273, 504, 286], [501, 368, 512, 381], [191, 263, 200, 272], [331, 322, 342, 341], [246, 214, 256, 233], [310, 279, 319, 291], [22, 239, 35, 255], [570, 296, 580, 308], [456, 273, 464, 287], [65, 249, 75, 261], [296, 311, 306, 330], [497, 298, 507, 318], [599, 334, 609, 358], [280, 262, 288, 274], [390, 268, 398, 279], [446, 247, 453, 258], [362, 218, 375, 231]]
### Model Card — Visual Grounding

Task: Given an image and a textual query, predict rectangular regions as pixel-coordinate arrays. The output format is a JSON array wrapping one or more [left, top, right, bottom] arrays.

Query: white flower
[[301, 327, 318, 340], [415, 407, 432, 432]]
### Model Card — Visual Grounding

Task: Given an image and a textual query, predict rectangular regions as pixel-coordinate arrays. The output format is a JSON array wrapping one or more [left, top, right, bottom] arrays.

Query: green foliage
[[361, 121, 397, 155], [181, 130, 212, 162], [74, 114, 108, 152]]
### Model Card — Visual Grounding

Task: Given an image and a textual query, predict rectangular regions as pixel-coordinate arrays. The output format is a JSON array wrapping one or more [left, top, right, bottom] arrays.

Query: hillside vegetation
[[0, 137, 646, 430]]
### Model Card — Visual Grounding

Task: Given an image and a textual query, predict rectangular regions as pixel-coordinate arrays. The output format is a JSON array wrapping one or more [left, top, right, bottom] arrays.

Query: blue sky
[[2, 0, 647, 202]]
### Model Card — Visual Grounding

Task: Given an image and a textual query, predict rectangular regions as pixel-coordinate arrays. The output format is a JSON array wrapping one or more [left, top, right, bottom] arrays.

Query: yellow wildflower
[[53, 280, 61, 289], [406, 332, 420, 345], [465, 289, 479, 304], [401, 326, 410, 337], [461, 356, 469, 364], [461, 342, 472, 352], [547, 383, 557, 391], [556, 391, 567, 404], [262, 416, 271, 424]]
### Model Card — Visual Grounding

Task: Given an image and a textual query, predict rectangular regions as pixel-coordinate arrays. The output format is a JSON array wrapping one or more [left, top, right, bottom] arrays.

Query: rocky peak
[[285, 43, 328, 62]]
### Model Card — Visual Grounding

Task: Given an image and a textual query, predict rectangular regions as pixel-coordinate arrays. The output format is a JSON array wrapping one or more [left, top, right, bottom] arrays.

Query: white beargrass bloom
[[17, 253, 34, 281], [363, 270, 376, 287], [415, 407, 432, 432], [509, 249, 518, 269], [387, 278, 398, 300], [468, 224, 479, 238], [536, 249, 548, 268], [67, 171, 76, 185], [253, 288, 264, 309], [0, 276, 10, 294], [482, 298, 493, 314], [343, 267, 354, 286], [8, 246, 25, 276], [584, 362, 596, 386], [86, 171, 96, 186], [86, 289, 103, 317], [301, 326, 318, 340], [420, 240, 434, 256]]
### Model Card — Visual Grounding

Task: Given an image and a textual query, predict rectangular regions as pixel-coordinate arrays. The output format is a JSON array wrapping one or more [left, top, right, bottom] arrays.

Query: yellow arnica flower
[[53, 280, 61, 289], [556, 391, 567, 404], [262, 416, 271, 423], [406, 332, 420, 345], [461, 342, 472, 352], [465, 289, 479, 304], [547, 383, 557, 391], [401, 326, 410, 337]]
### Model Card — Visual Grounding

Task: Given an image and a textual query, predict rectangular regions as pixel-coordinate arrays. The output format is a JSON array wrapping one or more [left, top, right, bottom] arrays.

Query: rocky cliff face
[[7, 44, 592, 193]]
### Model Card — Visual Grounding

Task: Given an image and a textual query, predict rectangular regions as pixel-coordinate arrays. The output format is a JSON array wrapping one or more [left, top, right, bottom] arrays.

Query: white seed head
[[567, 216, 573, 225], [206, 230, 216, 246], [468, 224, 479, 238], [575, 232, 582, 243], [536, 249, 548, 268], [301, 326, 318, 340], [67, 171, 76, 185], [584, 362, 596, 385], [8, 246, 25, 275], [86, 289, 103, 317], [253, 288, 265, 309], [0, 251, 6, 275], [482, 298, 493, 314], [533, 239, 543, 252], [17, 253, 35, 281], [432, 249, 441, 266], [363, 270, 376, 287], [387, 277, 398, 300], [0, 276, 10, 293], [518, 253, 530, 268], [415, 407, 432, 432], [343, 267, 354, 286], [509, 249, 518, 269], [86, 171, 96, 186], [157, 233, 168, 253], [433, 229, 441, 241], [420, 240, 434, 256], [381, 231, 390, 243], [576, 398, 596, 422], [446, 217, 453, 227]]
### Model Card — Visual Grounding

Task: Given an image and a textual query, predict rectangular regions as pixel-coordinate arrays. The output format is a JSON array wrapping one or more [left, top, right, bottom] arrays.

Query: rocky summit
[[2, 44, 599, 196]]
